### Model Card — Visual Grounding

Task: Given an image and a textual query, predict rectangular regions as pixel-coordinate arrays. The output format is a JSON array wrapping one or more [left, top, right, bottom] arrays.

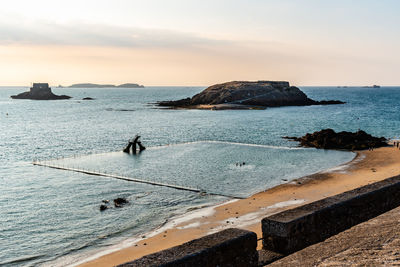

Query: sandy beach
[[78, 145, 400, 267]]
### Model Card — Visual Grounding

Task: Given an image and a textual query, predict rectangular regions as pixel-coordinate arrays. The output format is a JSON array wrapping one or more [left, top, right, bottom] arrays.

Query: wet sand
[[79, 145, 400, 267]]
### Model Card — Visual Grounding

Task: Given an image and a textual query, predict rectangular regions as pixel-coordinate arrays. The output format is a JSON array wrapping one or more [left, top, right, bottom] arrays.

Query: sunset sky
[[1, 0, 399, 86]]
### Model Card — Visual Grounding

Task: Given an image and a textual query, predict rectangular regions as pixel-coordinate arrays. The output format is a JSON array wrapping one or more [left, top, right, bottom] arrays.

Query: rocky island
[[157, 81, 344, 110], [11, 83, 71, 100], [68, 83, 144, 88], [284, 129, 387, 150]]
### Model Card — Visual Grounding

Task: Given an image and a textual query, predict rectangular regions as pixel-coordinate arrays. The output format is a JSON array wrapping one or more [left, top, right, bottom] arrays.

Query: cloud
[[0, 18, 229, 48]]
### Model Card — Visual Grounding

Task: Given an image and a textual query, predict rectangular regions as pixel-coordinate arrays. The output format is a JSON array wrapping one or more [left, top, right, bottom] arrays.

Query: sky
[[0, 0, 399, 86]]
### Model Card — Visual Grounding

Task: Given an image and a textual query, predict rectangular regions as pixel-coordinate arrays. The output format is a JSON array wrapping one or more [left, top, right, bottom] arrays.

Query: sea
[[1, 85, 400, 266]]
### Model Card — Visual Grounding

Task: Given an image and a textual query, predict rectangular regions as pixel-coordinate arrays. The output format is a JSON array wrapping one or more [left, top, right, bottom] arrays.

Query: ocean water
[[1, 86, 400, 266]]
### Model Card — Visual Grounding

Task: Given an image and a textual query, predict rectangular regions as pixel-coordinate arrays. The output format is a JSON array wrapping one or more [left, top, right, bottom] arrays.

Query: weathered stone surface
[[157, 81, 344, 109], [258, 249, 283, 266], [262, 175, 400, 255], [284, 128, 387, 150], [117, 228, 258, 267], [267, 206, 400, 266]]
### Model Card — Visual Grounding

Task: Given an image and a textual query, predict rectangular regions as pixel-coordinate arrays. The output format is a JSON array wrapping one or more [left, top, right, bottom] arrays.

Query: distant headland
[[66, 83, 144, 88], [11, 83, 71, 100], [337, 85, 380, 88], [362, 85, 380, 88], [157, 81, 345, 110]]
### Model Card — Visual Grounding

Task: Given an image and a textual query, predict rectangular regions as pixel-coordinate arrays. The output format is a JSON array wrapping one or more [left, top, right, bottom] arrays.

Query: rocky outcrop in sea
[[158, 81, 344, 109], [11, 83, 71, 100], [284, 129, 387, 150]]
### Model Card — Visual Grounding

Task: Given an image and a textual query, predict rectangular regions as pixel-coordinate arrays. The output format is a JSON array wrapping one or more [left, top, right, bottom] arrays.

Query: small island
[[68, 83, 144, 88], [157, 81, 344, 110], [284, 129, 387, 150], [362, 85, 380, 88], [11, 83, 71, 100]]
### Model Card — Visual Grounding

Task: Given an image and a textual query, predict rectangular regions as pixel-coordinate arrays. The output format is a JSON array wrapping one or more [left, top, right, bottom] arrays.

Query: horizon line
[[1, 84, 399, 88]]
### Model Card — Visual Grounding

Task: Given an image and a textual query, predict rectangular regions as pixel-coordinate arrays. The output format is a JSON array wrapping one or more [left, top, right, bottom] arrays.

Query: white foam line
[[35, 141, 302, 163], [61, 199, 239, 267], [262, 199, 306, 210], [208, 199, 306, 235], [352, 153, 366, 163], [320, 165, 350, 174], [146, 140, 304, 150], [177, 222, 202, 230], [320, 152, 359, 174]]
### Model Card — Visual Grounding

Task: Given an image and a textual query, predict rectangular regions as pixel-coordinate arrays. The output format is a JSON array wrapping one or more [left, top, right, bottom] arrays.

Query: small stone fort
[[30, 83, 52, 94], [11, 83, 71, 100]]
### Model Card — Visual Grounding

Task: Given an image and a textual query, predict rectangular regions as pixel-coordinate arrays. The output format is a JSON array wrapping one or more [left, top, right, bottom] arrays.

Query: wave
[[1, 254, 45, 266], [146, 140, 304, 150], [34, 140, 304, 164]]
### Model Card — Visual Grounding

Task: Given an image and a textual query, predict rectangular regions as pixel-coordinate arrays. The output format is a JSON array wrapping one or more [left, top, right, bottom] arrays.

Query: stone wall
[[30, 83, 51, 94], [117, 228, 258, 267], [262, 175, 400, 254]]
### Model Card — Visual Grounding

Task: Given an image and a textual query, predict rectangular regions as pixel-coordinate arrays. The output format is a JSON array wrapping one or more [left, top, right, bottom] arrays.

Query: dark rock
[[82, 97, 95, 100], [317, 100, 345, 105], [284, 129, 387, 150], [102, 200, 110, 204], [11, 83, 71, 100], [105, 108, 136, 112], [158, 97, 191, 107], [157, 81, 344, 109], [11, 91, 71, 100], [100, 204, 108, 211], [114, 197, 129, 207]]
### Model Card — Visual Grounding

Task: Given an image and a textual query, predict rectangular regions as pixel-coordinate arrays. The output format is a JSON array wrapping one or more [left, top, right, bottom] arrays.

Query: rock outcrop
[[11, 83, 71, 100], [284, 129, 387, 150], [114, 197, 129, 208], [158, 81, 344, 109]]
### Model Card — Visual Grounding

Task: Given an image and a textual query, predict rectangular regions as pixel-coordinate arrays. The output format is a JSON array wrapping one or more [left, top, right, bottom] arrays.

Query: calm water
[[1, 86, 399, 266]]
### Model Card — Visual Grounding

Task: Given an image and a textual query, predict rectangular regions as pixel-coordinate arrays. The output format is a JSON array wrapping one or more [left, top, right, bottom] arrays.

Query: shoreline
[[77, 145, 400, 267], [158, 104, 267, 110]]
